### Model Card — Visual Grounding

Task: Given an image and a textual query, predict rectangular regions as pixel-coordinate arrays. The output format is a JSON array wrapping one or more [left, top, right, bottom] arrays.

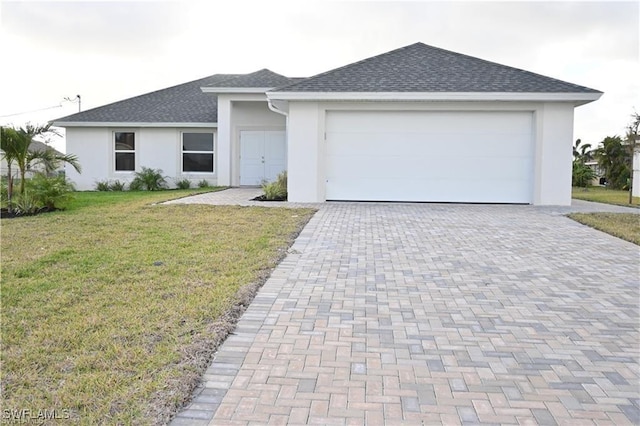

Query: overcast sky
[[0, 0, 638, 153]]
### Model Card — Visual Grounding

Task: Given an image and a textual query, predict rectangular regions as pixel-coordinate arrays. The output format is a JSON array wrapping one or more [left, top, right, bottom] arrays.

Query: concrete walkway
[[170, 190, 640, 425]]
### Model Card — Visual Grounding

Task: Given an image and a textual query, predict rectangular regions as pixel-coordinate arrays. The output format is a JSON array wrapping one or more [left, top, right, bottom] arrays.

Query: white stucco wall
[[287, 102, 324, 202], [285, 101, 578, 205], [533, 103, 575, 205], [216, 94, 286, 186], [65, 126, 216, 190]]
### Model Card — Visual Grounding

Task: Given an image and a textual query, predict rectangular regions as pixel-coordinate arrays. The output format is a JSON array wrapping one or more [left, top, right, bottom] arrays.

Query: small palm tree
[[1, 123, 81, 198], [0, 126, 18, 205]]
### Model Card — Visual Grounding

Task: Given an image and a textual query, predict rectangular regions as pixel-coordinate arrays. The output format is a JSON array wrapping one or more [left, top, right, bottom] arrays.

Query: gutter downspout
[[266, 96, 289, 118]]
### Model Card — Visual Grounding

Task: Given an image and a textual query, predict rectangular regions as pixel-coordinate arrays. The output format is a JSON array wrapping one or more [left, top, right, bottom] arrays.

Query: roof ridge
[[203, 68, 292, 88], [272, 42, 600, 94], [272, 42, 425, 92]]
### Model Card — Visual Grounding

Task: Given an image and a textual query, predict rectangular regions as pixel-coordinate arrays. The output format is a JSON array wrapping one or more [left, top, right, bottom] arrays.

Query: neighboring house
[[52, 42, 602, 205], [1, 140, 65, 179], [584, 160, 605, 187]]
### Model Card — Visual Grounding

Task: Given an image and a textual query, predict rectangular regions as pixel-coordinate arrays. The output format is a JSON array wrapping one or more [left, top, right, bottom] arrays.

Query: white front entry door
[[239, 130, 286, 185]]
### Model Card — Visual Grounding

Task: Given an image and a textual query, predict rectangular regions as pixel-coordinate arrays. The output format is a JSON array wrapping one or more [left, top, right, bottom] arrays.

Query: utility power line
[[0, 96, 82, 118], [0, 104, 63, 118]]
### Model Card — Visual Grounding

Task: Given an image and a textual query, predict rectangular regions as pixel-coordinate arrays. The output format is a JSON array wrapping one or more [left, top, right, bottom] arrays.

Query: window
[[114, 132, 135, 171], [182, 132, 214, 173]]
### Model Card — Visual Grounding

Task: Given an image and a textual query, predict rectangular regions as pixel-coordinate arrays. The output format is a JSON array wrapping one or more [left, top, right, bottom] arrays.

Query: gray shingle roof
[[205, 69, 295, 88], [274, 42, 601, 93], [52, 43, 600, 126], [29, 140, 64, 156], [52, 74, 239, 124]]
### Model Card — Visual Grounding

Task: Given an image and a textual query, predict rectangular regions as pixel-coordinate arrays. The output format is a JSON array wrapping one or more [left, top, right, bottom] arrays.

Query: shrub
[[1, 179, 7, 205], [130, 167, 167, 191], [109, 180, 126, 191], [11, 192, 42, 216], [95, 180, 110, 191], [261, 171, 287, 201], [128, 179, 143, 191], [26, 173, 75, 210], [175, 179, 191, 190], [572, 161, 595, 188], [197, 179, 210, 188]]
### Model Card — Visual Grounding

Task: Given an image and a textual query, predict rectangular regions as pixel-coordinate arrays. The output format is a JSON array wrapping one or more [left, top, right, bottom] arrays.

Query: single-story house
[[52, 42, 602, 205]]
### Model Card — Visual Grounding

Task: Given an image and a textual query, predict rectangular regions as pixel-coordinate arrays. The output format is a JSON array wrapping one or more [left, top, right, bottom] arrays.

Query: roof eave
[[266, 91, 603, 105], [50, 121, 217, 128]]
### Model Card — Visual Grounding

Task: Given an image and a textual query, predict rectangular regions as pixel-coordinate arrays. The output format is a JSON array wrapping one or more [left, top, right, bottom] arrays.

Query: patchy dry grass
[[1, 190, 315, 424], [572, 186, 640, 207], [569, 213, 640, 245]]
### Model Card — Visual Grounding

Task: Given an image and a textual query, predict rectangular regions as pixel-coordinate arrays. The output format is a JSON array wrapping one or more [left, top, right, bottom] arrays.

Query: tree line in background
[[573, 112, 639, 202]]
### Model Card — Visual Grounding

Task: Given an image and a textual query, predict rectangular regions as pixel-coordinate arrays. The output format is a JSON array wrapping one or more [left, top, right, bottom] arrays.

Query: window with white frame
[[182, 132, 214, 173], [114, 132, 135, 171]]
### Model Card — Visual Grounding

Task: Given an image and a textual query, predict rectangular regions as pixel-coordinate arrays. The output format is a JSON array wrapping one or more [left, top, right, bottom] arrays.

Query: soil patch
[[1, 207, 58, 219], [251, 195, 287, 202]]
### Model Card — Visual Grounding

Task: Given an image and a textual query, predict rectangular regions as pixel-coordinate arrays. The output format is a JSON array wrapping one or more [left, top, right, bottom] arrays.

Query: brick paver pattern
[[171, 191, 640, 425]]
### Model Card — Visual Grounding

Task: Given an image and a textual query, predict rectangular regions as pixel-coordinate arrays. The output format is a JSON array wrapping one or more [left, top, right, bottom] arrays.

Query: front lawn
[[1, 190, 315, 424], [569, 212, 640, 245], [572, 186, 639, 207]]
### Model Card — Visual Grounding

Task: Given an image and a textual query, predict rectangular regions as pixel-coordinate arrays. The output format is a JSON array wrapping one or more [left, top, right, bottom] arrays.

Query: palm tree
[[573, 139, 593, 163], [1, 126, 19, 206], [1, 123, 81, 197], [595, 136, 629, 190]]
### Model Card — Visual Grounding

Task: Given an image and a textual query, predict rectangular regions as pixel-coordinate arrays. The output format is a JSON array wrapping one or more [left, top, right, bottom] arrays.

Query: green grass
[[568, 213, 640, 245], [572, 186, 639, 207], [1, 190, 315, 424]]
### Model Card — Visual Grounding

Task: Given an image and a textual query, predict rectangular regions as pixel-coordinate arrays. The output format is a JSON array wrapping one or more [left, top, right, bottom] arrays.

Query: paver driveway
[[171, 195, 639, 425]]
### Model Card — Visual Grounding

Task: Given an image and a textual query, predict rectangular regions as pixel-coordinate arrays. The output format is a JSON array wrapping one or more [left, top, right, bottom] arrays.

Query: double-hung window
[[114, 132, 135, 171], [182, 132, 214, 173]]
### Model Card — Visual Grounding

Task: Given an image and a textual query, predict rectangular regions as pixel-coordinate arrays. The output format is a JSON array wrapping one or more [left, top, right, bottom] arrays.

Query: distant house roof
[[52, 74, 239, 124], [273, 42, 601, 93], [0, 140, 63, 157], [29, 140, 64, 156]]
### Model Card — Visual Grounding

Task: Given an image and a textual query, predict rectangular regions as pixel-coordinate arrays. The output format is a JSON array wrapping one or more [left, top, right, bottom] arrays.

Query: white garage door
[[325, 111, 534, 203]]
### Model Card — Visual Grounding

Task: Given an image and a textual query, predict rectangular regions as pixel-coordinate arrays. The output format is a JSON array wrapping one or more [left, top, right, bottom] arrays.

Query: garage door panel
[[327, 111, 532, 135], [328, 132, 531, 158], [325, 111, 534, 203]]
